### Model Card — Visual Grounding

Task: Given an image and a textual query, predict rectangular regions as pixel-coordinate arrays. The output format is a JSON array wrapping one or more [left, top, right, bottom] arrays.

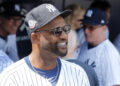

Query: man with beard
[[0, 4, 90, 86]]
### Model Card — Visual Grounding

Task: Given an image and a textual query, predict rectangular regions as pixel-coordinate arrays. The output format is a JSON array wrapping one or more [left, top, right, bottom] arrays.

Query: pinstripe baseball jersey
[[0, 34, 19, 62], [0, 50, 13, 73], [77, 39, 120, 86], [114, 33, 120, 53], [0, 56, 90, 86]]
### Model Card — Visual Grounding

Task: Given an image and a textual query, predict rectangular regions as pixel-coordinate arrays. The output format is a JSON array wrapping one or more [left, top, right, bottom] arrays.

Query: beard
[[41, 40, 68, 57], [49, 42, 68, 57], [54, 46, 67, 57]]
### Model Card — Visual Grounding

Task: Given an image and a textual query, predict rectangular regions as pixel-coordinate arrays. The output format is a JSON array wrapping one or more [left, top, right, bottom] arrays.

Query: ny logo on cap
[[86, 10, 93, 17], [101, 20, 105, 24], [46, 4, 56, 12], [15, 4, 20, 12], [28, 20, 37, 30]]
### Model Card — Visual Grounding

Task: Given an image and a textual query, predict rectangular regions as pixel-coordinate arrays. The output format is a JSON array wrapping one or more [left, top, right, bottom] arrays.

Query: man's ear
[[31, 32, 40, 44], [102, 25, 107, 31]]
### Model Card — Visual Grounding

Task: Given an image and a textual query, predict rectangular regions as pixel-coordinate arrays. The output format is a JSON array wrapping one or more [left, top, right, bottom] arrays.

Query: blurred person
[[76, 8, 120, 86], [62, 29, 99, 86], [89, 0, 111, 39], [65, 4, 85, 42], [75, 0, 112, 57], [62, 30, 78, 58], [65, 4, 85, 30], [0, 4, 90, 86], [65, 4, 86, 56], [114, 34, 120, 53], [0, 50, 13, 73], [16, 21, 32, 59], [0, 2, 25, 62]]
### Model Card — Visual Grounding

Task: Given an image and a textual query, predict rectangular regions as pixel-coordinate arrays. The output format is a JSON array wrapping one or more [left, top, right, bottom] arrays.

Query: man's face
[[37, 16, 69, 57], [84, 24, 105, 45], [0, 16, 22, 34]]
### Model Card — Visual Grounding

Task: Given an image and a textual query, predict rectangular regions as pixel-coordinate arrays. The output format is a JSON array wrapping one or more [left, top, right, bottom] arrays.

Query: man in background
[[0, 2, 25, 62], [76, 8, 120, 86]]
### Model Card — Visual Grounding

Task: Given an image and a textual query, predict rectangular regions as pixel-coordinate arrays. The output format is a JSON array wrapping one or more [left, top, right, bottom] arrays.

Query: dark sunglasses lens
[[54, 31, 62, 36], [54, 27, 62, 36], [53, 25, 71, 36], [64, 25, 71, 33]]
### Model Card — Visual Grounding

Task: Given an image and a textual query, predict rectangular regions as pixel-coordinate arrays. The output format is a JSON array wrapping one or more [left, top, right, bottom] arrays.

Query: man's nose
[[59, 31, 68, 40]]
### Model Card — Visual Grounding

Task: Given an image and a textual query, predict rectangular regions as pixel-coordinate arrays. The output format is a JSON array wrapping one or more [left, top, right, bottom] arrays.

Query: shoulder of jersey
[[0, 58, 25, 76], [60, 59, 86, 72], [104, 40, 120, 55], [0, 50, 13, 61]]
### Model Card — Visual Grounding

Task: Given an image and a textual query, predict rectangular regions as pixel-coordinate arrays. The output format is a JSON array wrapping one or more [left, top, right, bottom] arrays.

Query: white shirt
[[0, 50, 13, 73], [0, 35, 19, 62], [77, 39, 120, 86], [0, 57, 90, 86], [114, 33, 120, 53]]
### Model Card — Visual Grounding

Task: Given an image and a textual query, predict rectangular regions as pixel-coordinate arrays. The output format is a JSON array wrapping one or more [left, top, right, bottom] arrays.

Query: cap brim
[[81, 19, 100, 26], [60, 10, 72, 18], [36, 10, 72, 29], [40, 10, 72, 28]]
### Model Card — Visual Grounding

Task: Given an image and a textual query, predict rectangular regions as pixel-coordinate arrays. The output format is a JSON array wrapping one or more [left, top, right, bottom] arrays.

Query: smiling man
[[0, 4, 90, 86], [76, 8, 120, 86]]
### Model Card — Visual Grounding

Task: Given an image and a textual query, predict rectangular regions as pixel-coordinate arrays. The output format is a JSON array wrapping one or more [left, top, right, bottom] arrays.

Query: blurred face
[[84, 24, 105, 46], [0, 16, 22, 35], [72, 11, 85, 29], [36, 16, 70, 57]]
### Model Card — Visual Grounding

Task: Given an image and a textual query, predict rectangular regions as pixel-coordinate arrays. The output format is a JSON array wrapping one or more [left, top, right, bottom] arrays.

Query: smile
[[57, 42, 67, 48]]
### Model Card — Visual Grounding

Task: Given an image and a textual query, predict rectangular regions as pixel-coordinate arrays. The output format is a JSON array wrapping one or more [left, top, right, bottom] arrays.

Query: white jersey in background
[[0, 57, 90, 86], [0, 50, 13, 73], [0, 34, 19, 62], [77, 39, 120, 86]]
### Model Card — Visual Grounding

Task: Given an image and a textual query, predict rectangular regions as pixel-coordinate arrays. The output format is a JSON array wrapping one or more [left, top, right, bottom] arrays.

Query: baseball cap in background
[[81, 8, 107, 26], [0, 2, 25, 17], [25, 3, 72, 36]]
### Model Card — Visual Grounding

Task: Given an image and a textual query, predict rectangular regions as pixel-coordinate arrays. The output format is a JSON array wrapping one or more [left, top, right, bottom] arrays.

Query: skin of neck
[[29, 44, 58, 70]]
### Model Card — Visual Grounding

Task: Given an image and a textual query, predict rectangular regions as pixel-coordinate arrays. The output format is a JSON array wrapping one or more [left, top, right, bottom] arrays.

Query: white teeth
[[58, 43, 66, 46], [57, 42, 67, 48]]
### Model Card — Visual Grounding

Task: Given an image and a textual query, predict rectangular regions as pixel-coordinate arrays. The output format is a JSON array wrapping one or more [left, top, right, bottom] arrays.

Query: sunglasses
[[83, 24, 104, 31], [35, 24, 71, 36]]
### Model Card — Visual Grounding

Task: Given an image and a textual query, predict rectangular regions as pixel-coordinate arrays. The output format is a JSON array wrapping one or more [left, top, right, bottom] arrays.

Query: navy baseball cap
[[25, 3, 72, 35], [81, 8, 107, 26], [0, 2, 25, 17]]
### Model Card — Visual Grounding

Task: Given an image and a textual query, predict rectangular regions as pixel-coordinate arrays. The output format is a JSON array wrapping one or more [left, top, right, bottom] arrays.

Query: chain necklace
[[29, 58, 59, 83]]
